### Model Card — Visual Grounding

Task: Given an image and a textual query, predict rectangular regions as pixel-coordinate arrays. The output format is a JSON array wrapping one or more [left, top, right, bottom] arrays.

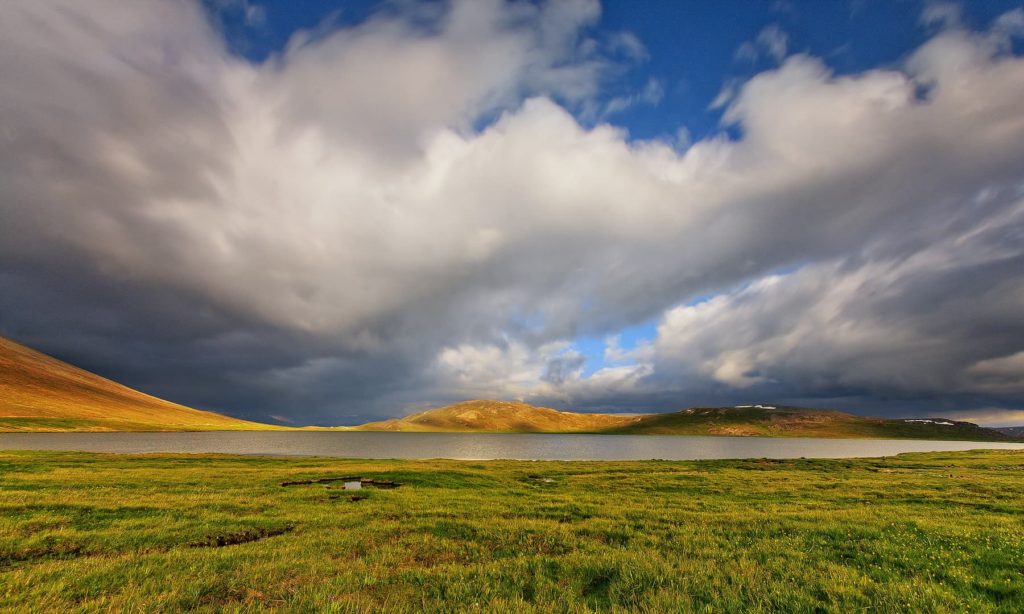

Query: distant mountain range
[[995, 426, 1024, 438], [351, 400, 1020, 442], [1, 334, 1019, 441]]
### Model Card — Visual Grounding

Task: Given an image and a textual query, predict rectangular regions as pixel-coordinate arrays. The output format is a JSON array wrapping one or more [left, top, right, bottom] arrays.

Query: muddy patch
[[190, 525, 294, 548], [328, 494, 368, 502], [280, 476, 361, 487], [281, 477, 401, 489], [524, 474, 557, 487]]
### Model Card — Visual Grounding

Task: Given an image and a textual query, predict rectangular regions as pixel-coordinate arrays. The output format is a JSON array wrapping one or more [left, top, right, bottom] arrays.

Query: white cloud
[[606, 31, 648, 62], [735, 24, 789, 63], [921, 2, 962, 30], [602, 77, 664, 116], [1, 2, 1024, 422]]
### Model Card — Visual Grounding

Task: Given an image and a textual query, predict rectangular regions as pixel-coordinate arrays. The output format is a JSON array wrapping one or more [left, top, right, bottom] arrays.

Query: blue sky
[[3, 0, 1024, 425], [207, 0, 1022, 144]]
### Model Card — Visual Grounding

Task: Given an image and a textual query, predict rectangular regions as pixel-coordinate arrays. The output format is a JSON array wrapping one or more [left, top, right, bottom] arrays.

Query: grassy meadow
[[1, 449, 1023, 612]]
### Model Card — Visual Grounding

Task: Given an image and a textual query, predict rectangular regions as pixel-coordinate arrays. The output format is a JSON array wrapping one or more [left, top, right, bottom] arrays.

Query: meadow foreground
[[1, 449, 1022, 612]]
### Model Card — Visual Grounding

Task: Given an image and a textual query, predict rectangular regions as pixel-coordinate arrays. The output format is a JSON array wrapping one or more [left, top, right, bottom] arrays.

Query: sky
[[2, 0, 1024, 427]]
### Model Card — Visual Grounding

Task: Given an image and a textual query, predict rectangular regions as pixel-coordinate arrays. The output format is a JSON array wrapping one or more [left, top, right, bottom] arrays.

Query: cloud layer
[[1, 1, 1023, 424]]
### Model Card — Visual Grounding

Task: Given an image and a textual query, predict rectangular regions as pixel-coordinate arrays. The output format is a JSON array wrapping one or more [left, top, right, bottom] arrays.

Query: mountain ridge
[[1, 335, 1018, 441], [0, 335, 279, 432], [351, 400, 1019, 441]]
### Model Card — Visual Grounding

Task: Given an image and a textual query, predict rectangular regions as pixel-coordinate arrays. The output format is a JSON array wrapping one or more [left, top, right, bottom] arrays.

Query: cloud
[[605, 31, 648, 62], [937, 408, 1024, 428], [735, 24, 789, 63], [920, 2, 962, 30], [644, 190, 1024, 399], [1, 2, 1023, 424], [601, 77, 664, 117]]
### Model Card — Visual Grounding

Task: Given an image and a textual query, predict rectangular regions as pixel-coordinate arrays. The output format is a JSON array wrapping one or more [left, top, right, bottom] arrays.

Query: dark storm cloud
[[1, 1, 1023, 424]]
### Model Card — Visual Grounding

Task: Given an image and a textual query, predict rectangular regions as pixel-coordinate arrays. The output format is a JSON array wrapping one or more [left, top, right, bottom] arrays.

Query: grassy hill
[[0, 335, 279, 432], [604, 405, 1016, 441], [353, 400, 1017, 441], [353, 400, 645, 432], [2, 332, 1014, 441]]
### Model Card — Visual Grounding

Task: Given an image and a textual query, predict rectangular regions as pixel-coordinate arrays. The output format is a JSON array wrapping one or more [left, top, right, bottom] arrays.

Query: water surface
[[1, 431, 1021, 460]]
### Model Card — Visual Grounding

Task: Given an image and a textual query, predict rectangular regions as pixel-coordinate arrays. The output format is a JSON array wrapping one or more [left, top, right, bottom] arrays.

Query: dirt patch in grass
[[327, 494, 368, 502], [281, 476, 401, 489], [0, 542, 85, 567], [190, 525, 294, 548], [281, 476, 360, 486]]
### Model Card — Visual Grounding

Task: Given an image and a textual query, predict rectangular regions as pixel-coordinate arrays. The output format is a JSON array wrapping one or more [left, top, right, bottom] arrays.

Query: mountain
[[0, 335, 278, 432], [353, 400, 1019, 441], [995, 426, 1024, 438], [353, 400, 645, 432], [2, 336, 1015, 442], [605, 405, 1017, 441]]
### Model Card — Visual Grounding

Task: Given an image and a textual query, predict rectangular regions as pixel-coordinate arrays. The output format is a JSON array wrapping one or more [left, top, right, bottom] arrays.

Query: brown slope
[[0, 335, 277, 431], [353, 400, 647, 432]]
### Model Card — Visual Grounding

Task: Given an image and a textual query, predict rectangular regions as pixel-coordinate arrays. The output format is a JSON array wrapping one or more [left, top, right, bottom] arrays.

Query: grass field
[[1, 449, 1023, 612]]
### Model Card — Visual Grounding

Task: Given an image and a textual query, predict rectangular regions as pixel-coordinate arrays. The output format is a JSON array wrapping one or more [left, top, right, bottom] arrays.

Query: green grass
[[2, 450, 1023, 612]]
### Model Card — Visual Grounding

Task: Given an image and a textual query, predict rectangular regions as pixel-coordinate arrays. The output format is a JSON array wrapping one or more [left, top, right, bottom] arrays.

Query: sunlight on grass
[[1, 450, 1022, 611]]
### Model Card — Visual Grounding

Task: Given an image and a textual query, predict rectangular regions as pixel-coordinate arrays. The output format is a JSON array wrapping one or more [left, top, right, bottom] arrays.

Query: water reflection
[[1, 431, 1021, 460]]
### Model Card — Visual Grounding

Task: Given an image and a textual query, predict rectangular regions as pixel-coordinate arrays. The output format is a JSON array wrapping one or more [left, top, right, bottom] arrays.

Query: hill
[[353, 400, 645, 432], [604, 405, 1016, 441], [0, 335, 278, 432], [353, 400, 1018, 441]]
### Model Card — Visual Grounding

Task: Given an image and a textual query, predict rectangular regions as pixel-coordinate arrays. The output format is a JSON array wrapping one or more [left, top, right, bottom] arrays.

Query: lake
[[1, 431, 1022, 460]]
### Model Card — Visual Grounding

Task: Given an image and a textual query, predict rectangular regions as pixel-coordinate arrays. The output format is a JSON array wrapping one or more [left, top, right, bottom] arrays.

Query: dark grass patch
[[532, 503, 595, 523], [2, 504, 166, 530], [0, 540, 86, 566], [429, 520, 480, 541]]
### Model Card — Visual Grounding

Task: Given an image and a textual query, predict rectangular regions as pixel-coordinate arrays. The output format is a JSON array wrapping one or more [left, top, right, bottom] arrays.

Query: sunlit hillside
[[353, 400, 1018, 441], [353, 399, 647, 432], [0, 336, 278, 432]]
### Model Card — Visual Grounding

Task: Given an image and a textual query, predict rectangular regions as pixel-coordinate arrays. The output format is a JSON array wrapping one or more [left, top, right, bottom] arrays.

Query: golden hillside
[[0, 335, 277, 431], [354, 399, 647, 433], [351, 400, 1018, 441]]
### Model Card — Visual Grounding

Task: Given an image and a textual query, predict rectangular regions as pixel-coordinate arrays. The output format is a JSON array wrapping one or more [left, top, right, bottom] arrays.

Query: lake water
[[1, 431, 1022, 461]]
